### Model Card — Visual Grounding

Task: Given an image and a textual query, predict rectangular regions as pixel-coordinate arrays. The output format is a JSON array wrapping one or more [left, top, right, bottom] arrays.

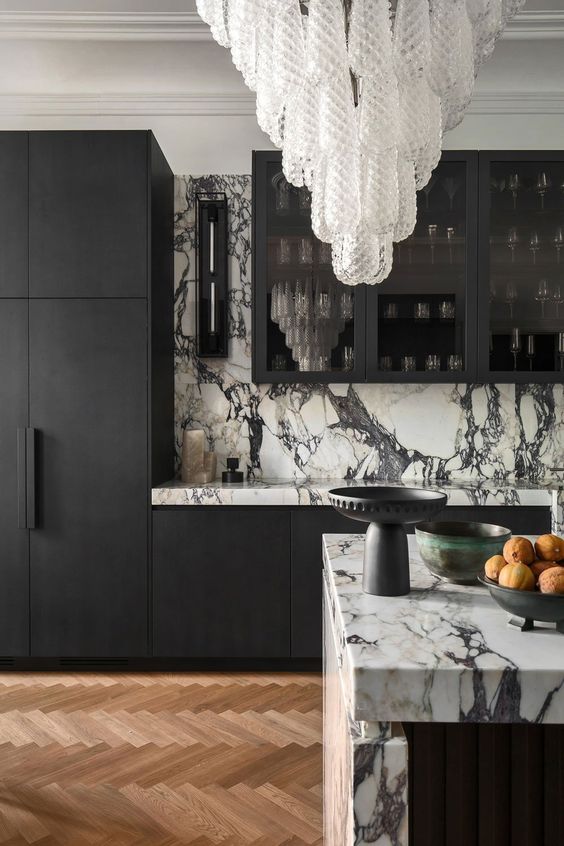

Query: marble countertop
[[323, 533, 564, 725], [152, 476, 562, 507]]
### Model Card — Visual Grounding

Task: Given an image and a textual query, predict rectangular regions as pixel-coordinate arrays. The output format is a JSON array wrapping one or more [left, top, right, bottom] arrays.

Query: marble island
[[323, 533, 564, 845]]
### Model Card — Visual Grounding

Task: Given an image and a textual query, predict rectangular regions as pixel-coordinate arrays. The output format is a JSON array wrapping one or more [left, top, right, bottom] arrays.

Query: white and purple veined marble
[[174, 175, 564, 483]]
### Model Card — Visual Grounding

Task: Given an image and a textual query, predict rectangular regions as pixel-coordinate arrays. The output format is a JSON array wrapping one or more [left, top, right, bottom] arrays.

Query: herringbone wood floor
[[0, 672, 322, 845]]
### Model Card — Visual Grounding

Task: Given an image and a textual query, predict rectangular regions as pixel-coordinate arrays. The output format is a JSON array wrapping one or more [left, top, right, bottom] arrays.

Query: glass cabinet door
[[366, 153, 478, 382], [253, 152, 366, 383], [478, 152, 564, 382]]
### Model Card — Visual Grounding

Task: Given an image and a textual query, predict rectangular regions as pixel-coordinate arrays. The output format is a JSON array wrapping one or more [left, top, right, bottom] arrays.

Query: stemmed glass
[[552, 284, 563, 317], [554, 227, 564, 264], [510, 327, 521, 371], [446, 226, 455, 264], [442, 177, 460, 211], [536, 172, 551, 210], [535, 279, 550, 317], [507, 173, 522, 210], [507, 227, 519, 263], [428, 224, 438, 264], [421, 172, 438, 210], [529, 231, 540, 265], [504, 282, 518, 318], [526, 335, 535, 372]]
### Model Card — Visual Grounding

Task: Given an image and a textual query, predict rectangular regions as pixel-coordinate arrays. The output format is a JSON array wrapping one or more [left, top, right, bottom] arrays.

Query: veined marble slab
[[324, 533, 564, 725], [152, 476, 559, 507]]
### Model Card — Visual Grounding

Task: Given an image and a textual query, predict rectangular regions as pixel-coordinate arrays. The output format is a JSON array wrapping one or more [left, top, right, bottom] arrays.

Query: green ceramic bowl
[[415, 521, 512, 584]]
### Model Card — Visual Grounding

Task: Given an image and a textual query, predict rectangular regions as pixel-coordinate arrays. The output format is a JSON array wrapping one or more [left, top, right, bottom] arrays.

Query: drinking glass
[[271, 353, 287, 371], [428, 224, 438, 264], [536, 172, 551, 210], [342, 347, 354, 371], [504, 282, 518, 318], [383, 302, 399, 320], [553, 284, 563, 317], [507, 227, 519, 263], [446, 226, 455, 264], [439, 300, 455, 320], [447, 354, 463, 371], [526, 335, 535, 372], [273, 173, 291, 214], [298, 187, 311, 216], [277, 237, 292, 265], [339, 289, 354, 321], [297, 237, 313, 265], [401, 355, 417, 372], [414, 302, 430, 321], [554, 227, 564, 264], [507, 173, 522, 210], [425, 354, 441, 371], [529, 231, 541, 265], [535, 279, 550, 317], [421, 172, 438, 210], [442, 176, 460, 211], [510, 327, 521, 371], [379, 356, 393, 371]]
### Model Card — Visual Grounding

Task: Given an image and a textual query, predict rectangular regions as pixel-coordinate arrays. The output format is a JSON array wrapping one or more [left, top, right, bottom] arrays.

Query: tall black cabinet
[[0, 131, 173, 660]]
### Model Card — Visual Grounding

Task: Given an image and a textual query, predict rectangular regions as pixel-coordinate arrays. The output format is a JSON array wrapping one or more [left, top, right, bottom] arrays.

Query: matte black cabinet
[[153, 509, 291, 658], [0, 130, 173, 661], [0, 133, 28, 298]]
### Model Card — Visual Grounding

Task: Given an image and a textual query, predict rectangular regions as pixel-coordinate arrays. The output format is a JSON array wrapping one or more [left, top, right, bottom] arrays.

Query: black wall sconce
[[196, 191, 228, 357]]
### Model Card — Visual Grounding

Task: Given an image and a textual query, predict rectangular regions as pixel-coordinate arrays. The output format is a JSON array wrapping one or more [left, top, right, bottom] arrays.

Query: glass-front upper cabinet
[[252, 151, 366, 383], [478, 151, 564, 383], [366, 152, 478, 382]]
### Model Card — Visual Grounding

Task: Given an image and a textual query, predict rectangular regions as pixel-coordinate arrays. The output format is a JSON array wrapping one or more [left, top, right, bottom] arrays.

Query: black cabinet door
[[0, 301, 30, 655], [0, 133, 28, 297], [153, 508, 291, 657], [29, 299, 148, 656], [291, 508, 367, 658], [29, 131, 147, 298]]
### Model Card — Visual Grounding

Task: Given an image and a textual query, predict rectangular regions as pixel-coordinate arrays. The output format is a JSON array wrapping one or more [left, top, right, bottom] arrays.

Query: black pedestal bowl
[[328, 487, 448, 596]]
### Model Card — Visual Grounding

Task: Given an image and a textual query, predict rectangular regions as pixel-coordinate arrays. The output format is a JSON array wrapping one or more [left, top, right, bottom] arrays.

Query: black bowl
[[479, 574, 564, 633], [328, 486, 448, 525]]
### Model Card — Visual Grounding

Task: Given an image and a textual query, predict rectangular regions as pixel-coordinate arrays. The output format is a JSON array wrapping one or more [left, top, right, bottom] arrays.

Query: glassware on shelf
[[446, 227, 455, 264], [400, 355, 416, 372], [383, 302, 399, 320], [526, 335, 535, 372], [272, 172, 291, 215], [277, 237, 292, 265], [414, 302, 430, 321], [554, 227, 564, 264], [339, 289, 354, 321], [421, 172, 438, 210], [507, 227, 519, 263], [425, 354, 441, 371], [553, 284, 563, 317], [442, 176, 461, 211], [272, 353, 287, 371], [297, 237, 313, 265], [379, 356, 393, 371], [428, 224, 438, 264], [447, 354, 463, 371], [298, 187, 311, 216], [342, 346, 354, 371], [536, 172, 551, 210], [535, 278, 550, 317], [529, 231, 541, 265], [504, 282, 518, 318], [510, 327, 521, 371], [439, 300, 455, 320], [507, 173, 522, 210]]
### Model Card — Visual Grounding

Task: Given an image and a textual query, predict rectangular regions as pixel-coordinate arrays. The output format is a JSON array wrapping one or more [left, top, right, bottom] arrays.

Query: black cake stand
[[328, 487, 448, 596]]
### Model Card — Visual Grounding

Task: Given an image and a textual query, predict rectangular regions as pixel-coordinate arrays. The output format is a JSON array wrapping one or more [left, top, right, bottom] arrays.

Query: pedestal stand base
[[363, 522, 410, 596]]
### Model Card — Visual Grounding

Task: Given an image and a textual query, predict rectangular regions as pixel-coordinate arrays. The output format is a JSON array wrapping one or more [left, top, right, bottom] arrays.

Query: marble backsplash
[[174, 175, 564, 482]]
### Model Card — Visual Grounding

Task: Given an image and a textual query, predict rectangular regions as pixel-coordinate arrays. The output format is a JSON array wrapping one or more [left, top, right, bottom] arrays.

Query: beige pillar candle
[[181, 429, 205, 483]]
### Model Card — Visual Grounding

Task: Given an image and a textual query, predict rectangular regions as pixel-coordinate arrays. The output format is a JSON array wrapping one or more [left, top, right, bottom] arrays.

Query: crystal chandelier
[[196, 0, 525, 285]]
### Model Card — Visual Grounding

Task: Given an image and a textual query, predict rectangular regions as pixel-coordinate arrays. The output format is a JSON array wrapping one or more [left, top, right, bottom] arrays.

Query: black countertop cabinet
[[253, 149, 564, 385], [0, 131, 174, 662]]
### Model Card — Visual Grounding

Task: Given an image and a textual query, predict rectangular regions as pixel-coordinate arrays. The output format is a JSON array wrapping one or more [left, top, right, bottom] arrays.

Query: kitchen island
[[323, 533, 564, 846]]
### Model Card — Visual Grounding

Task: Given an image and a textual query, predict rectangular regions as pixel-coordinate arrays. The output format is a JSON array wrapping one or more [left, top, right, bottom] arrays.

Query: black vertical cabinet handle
[[26, 427, 36, 530], [17, 428, 27, 529]]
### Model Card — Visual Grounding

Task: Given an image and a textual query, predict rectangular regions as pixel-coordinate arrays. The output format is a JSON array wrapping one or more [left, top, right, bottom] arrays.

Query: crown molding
[[0, 9, 561, 41], [0, 90, 561, 117]]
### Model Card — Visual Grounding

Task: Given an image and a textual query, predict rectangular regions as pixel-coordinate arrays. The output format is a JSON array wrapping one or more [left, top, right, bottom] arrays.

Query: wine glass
[[529, 231, 540, 265], [510, 327, 521, 371], [552, 284, 563, 317], [442, 176, 461, 211], [504, 282, 518, 318], [507, 173, 522, 210], [421, 172, 438, 210], [507, 227, 519, 263], [535, 278, 550, 317], [554, 227, 564, 264], [428, 224, 438, 264], [526, 335, 535, 372], [446, 226, 455, 264], [536, 172, 551, 210]]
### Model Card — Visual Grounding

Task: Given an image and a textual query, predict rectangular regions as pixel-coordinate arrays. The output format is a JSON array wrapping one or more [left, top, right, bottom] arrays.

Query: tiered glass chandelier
[[196, 0, 525, 285]]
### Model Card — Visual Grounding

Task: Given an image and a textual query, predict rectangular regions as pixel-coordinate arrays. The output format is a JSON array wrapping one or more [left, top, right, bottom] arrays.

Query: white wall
[[0, 3, 561, 172]]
